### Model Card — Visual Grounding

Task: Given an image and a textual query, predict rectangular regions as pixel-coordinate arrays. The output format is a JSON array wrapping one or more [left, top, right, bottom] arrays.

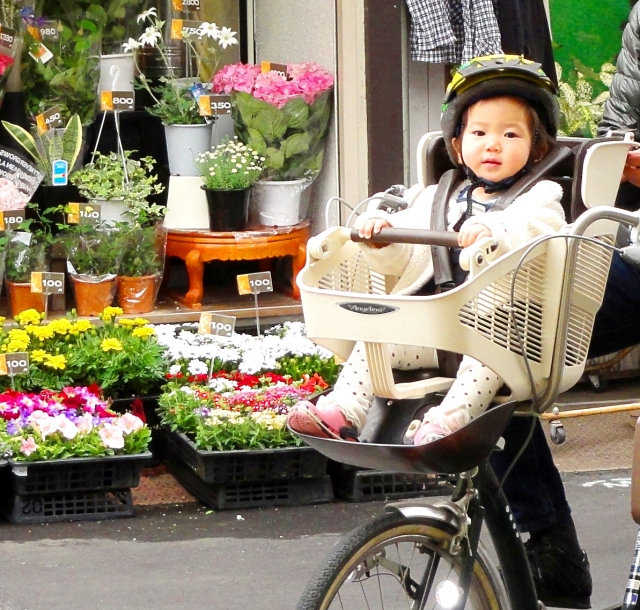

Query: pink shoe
[[413, 422, 448, 445], [287, 400, 359, 441]]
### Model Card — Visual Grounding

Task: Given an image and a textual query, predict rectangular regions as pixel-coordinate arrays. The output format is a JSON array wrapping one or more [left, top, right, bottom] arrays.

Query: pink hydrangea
[[212, 61, 333, 108], [0, 178, 27, 212]]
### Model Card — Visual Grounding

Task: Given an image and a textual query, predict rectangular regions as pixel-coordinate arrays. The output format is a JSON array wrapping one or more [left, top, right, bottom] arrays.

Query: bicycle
[[292, 136, 640, 609]]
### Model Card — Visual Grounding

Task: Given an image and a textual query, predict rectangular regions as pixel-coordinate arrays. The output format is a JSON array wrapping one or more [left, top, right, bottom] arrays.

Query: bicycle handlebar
[[349, 227, 460, 248]]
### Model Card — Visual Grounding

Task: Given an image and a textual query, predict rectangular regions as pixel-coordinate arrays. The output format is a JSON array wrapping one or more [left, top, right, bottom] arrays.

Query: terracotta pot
[[6, 281, 46, 317], [71, 276, 116, 316], [117, 275, 158, 314]]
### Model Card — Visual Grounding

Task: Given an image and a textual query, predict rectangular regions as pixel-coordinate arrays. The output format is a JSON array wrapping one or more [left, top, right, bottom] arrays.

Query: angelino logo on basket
[[338, 302, 398, 315]]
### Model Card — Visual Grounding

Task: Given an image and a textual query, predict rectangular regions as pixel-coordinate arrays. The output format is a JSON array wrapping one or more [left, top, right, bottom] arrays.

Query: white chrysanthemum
[[188, 359, 208, 375], [169, 364, 182, 375]]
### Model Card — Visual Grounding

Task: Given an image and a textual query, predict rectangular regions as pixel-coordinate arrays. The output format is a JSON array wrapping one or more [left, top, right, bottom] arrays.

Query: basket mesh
[[563, 237, 613, 367], [459, 251, 547, 363], [317, 251, 386, 294]]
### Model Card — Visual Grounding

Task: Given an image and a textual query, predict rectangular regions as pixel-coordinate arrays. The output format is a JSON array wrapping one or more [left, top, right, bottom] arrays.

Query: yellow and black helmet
[[441, 55, 560, 165]]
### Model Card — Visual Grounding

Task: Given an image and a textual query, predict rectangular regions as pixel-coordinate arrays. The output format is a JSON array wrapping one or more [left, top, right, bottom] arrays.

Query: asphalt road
[[0, 470, 637, 610]]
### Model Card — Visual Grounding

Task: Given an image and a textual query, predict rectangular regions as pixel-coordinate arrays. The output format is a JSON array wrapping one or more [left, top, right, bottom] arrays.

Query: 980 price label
[[0, 352, 29, 376], [198, 312, 236, 337], [237, 271, 273, 296]]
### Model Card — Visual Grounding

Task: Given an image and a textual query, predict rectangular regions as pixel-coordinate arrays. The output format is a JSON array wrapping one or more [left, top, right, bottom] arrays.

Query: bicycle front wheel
[[297, 511, 509, 610]]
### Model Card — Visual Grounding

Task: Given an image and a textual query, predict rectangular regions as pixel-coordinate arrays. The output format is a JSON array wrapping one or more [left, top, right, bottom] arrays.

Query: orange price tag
[[170, 19, 184, 39]]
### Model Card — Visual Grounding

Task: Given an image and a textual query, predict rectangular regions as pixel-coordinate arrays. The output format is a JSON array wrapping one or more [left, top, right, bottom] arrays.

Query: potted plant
[[71, 150, 165, 224], [61, 224, 124, 316], [126, 8, 239, 176], [194, 137, 265, 231], [4, 232, 48, 316], [212, 62, 334, 226], [20, 8, 103, 125]]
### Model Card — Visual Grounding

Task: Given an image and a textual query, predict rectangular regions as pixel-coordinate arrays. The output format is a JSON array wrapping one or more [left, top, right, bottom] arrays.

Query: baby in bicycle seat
[[288, 55, 567, 444]]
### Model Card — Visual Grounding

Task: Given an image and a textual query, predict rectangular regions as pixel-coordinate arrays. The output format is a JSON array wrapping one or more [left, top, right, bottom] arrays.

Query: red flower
[[130, 399, 146, 423]]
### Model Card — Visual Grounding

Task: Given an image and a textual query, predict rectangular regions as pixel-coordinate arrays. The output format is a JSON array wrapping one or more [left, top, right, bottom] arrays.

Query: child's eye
[[505, 131, 520, 138], [471, 130, 485, 136]]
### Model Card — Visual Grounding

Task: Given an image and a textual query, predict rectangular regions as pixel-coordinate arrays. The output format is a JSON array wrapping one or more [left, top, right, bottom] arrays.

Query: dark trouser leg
[[589, 252, 640, 358]]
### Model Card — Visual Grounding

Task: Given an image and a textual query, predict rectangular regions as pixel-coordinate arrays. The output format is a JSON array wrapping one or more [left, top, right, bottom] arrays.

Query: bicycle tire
[[297, 511, 510, 610]]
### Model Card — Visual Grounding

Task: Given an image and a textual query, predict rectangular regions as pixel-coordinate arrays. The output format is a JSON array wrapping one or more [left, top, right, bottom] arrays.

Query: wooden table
[[164, 220, 311, 310]]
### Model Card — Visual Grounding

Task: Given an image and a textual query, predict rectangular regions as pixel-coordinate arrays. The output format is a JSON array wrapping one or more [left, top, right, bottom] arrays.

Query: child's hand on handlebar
[[458, 224, 492, 248], [355, 216, 392, 239]]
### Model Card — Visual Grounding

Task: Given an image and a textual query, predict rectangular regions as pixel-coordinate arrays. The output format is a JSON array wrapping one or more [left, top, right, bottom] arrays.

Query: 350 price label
[[198, 94, 232, 117], [237, 271, 273, 296], [0, 352, 29, 376], [31, 272, 65, 295], [0, 210, 25, 230], [198, 312, 236, 337]]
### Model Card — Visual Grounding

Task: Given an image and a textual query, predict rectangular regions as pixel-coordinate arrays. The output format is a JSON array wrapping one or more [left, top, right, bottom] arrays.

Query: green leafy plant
[[61, 225, 124, 276], [117, 223, 165, 277], [556, 61, 615, 138], [1, 114, 83, 186], [4, 234, 48, 283], [195, 137, 265, 190], [71, 150, 165, 204], [21, 10, 103, 124]]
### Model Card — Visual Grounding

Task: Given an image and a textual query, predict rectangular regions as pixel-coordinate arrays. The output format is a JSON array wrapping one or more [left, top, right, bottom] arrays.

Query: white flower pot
[[250, 179, 311, 227], [164, 123, 213, 177], [92, 197, 128, 225], [163, 176, 209, 230], [99, 53, 135, 93]]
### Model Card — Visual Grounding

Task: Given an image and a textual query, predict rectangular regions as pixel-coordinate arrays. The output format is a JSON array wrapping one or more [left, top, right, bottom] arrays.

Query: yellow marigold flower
[[101, 338, 123, 352], [132, 326, 155, 339], [69, 320, 92, 335], [133, 318, 150, 326], [118, 319, 136, 328], [16, 309, 42, 326], [49, 319, 72, 335], [31, 349, 47, 363], [43, 354, 66, 370], [8, 329, 30, 341], [0, 316, 5, 326], [100, 307, 123, 322]]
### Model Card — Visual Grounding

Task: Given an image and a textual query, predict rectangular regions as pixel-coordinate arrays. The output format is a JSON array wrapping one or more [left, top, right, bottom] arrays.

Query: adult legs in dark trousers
[[489, 252, 640, 608]]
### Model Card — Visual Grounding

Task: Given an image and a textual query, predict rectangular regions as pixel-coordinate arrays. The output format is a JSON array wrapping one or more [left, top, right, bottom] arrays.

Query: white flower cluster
[[153, 321, 333, 375], [195, 138, 265, 183]]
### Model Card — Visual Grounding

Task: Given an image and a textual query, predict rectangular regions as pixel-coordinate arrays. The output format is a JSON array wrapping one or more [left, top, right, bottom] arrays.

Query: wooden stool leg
[[291, 242, 307, 300], [184, 249, 204, 309]]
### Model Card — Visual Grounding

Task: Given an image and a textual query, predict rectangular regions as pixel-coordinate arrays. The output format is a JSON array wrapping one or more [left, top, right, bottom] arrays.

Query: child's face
[[453, 96, 533, 183]]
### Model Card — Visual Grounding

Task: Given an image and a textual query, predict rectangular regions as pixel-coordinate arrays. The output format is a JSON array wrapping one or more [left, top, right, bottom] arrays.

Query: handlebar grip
[[350, 227, 460, 248]]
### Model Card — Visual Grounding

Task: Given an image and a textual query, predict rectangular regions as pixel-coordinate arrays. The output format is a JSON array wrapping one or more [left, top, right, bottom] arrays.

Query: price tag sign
[[38, 20, 60, 41], [237, 271, 273, 296], [0, 25, 16, 49], [198, 94, 232, 117], [35, 106, 63, 135], [171, 0, 184, 10], [198, 312, 236, 337], [29, 42, 53, 64], [31, 272, 65, 295], [0, 210, 26, 231], [170, 19, 208, 39], [182, 0, 201, 9], [0, 352, 29, 376], [51, 159, 68, 186], [67, 202, 102, 225], [261, 61, 289, 79], [100, 90, 135, 112]]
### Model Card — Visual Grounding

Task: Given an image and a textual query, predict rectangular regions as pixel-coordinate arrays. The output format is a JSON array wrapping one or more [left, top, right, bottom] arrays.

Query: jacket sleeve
[[357, 185, 437, 277], [459, 180, 566, 256], [598, 4, 640, 139]]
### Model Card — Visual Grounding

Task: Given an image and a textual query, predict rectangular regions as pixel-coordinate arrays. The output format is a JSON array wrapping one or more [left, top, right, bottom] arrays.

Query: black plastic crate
[[165, 429, 328, 484], [3, 489, 134, 524], [7, 453, 151, 495], [329, 462, 456, 502], [166, 452, 334, 510]]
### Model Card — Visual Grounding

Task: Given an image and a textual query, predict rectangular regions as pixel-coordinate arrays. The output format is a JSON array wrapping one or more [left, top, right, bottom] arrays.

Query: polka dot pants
[[325, 341, 502, 436]]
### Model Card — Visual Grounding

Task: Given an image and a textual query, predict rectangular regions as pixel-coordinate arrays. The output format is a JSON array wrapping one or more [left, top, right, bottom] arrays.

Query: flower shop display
[[0, 385, 151, 523], [0, 308, 168, 398], [128, 8, 239, 176], [71, 151, 165, 224], [194, 137, 265, 231], [151, 321, 338, 510], [213, 61, 334, 226]]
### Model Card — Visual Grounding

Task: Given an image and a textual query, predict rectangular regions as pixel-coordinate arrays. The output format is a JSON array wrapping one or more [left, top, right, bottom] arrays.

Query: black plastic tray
[[7, 453, 151, 495], [165, 428, 328, 484], [166, 452, 334, 511]]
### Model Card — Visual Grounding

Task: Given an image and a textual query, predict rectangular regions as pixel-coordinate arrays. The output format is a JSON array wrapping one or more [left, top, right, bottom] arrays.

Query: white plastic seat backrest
[[582, 136, 635, 208]]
